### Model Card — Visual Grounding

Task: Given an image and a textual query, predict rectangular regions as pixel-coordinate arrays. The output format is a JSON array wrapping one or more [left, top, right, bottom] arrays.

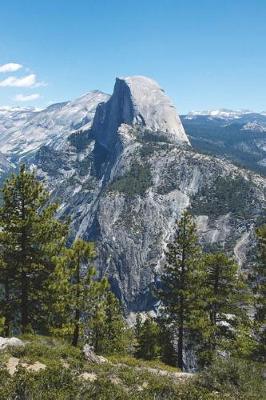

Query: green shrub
[[8, 335, 83, 367], [107, 354, 179, 372], [0, 365, 80, 400], [198, 357, 266, 400]]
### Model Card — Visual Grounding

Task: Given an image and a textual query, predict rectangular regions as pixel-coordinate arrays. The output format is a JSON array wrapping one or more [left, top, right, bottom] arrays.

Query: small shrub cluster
[[109, 162, 152, 196], [198, 357, 266, 400]]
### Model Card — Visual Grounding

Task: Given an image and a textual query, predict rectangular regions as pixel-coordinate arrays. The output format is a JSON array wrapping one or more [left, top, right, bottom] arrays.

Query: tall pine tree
[[0, 256, 14, 336], [49, 238, 108, 346], [158, 211, 207, 370], [0, 165, 67, 334], [135, 315, 161, 360], [89, 291, 132, 354], [201, 252, 252, 365], [157, 315, 176, 366], [252, 226, 266, 361]]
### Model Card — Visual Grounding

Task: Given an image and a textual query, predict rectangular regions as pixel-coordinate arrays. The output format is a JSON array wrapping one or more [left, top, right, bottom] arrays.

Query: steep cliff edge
[[91, 76, 189, 151]]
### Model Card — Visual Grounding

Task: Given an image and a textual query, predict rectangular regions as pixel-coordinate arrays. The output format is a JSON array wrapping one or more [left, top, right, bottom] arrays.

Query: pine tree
[[0, 165, 67, 333], [135, 313, 142, 342], [88, 297, 107, 353], [90, 291, 132, 354], [158, 211, 207, 370], [0, 316, 4, 335], [49, 238, 108, 346], [201, 252, 252, 365], [157, 316, 176, 366], [252, 226, 266, 361], [0, 256, 13, 336], [135, 315, 161, 360]]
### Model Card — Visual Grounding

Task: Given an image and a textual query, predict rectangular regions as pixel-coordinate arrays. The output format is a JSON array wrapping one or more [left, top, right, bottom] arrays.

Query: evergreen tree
[[0, 315, 4, 335], [0, 256, 13, 336], [158, 211, 207, 370], [201, 252, 252, 365], [88, 296, 107, 353], [90, 291, 132, 354], [0, 165, 67, 333], [134, 313, 143, 356], [135, 315, 161, 360], [49, 238, 108, 346], [252, 226, 266, 361], [157, 316, 176, 366], [135, 313, 142, 342]]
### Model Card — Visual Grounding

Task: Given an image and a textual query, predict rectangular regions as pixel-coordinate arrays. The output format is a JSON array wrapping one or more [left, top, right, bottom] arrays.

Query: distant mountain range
[[0, 80, 265, 310], [0, 91, 109, 158], [187, 109, 266, 119], [181, 110, 266, 175]]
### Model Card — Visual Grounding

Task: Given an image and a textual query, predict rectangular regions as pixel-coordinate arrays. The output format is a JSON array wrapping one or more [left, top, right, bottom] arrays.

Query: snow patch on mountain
[[186, 109, 253, 120], [241, 121, 266, 132], [0, 91, 110, 158]]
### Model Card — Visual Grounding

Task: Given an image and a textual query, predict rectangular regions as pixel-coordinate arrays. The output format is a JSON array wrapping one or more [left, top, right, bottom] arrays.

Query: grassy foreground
[[0, 335, 264, 400]]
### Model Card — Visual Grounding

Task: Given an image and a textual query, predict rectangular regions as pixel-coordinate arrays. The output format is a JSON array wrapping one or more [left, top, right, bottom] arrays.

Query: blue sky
[[0, 0, 265, 113]]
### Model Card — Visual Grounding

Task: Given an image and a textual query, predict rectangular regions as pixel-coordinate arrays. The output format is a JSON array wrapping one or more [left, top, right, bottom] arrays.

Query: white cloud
[[33, 81, 48, 88], [0, 63, 23, 73], [14, 93, 40, 102], [0, 74, 37, 87]]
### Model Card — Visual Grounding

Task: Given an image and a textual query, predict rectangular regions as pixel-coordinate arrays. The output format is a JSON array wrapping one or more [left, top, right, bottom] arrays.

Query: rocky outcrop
[[91, 76, 189, 151], [83, 344, 108, 364]]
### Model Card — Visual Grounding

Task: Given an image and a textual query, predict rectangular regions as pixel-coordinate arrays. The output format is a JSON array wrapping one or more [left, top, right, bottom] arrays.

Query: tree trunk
[[21, 270, 28, 332], [72, 309, 80, 346], [178, 226, 186, 371], [4, 277, 10, 337], [211, 265, 220, 351], [72, 256, 80, 346], [177, 297, 184, 370], [21, 190, 28, 333]]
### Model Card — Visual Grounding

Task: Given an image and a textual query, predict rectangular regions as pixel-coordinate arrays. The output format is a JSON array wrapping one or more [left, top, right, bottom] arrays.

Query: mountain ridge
[[186, 108, 266, 119]]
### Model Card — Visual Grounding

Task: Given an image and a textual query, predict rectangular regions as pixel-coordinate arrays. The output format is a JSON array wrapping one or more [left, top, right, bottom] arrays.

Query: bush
[[0, 365, 80, 400], [8, 334, 83, 367], [198, 357, 266, 400]]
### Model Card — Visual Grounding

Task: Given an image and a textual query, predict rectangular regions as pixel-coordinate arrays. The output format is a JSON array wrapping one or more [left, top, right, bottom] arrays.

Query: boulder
[[0, 336, 25, 351], [79, 372, 97, 381], [83, 344, 108, 364]]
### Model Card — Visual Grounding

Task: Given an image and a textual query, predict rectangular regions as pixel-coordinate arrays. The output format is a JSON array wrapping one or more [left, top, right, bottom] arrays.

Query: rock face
[[92, 76, 189, 151], [0, 76, 265, 312]]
